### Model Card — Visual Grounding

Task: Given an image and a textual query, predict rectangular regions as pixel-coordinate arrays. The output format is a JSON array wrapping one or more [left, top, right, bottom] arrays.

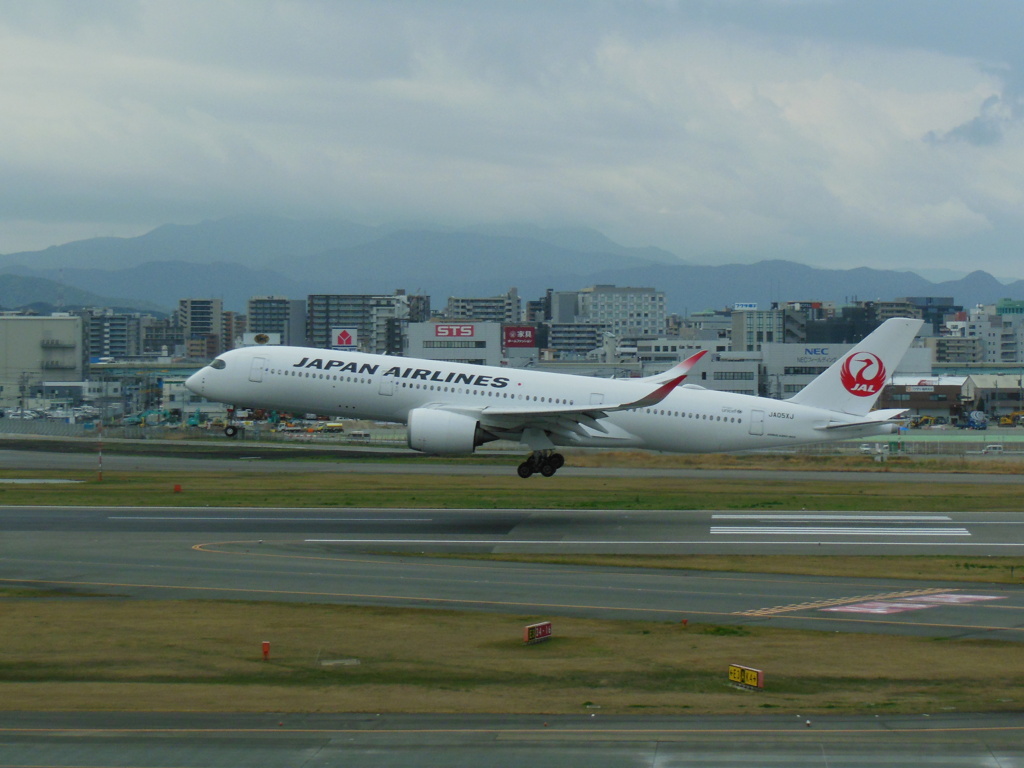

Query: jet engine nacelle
[[407, 408, 495, 455]]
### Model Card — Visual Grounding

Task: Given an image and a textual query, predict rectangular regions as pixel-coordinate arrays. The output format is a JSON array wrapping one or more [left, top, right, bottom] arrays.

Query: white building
[[944, 305, 1022, 363], [405, 322, 504, 367], [577, 285, 666, 338], [444, 288, 521, 324], [0, 315, 84, 408]]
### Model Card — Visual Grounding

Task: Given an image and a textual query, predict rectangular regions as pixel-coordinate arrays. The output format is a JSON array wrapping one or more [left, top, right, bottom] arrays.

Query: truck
[[998, 411, 1024, 427], [123, 409, 170, 426], [963, 411, 989, 430], [314, 422, 346, 433]]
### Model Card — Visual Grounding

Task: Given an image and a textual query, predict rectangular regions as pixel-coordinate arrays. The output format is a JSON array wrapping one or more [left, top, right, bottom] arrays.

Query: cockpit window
[[210, 359, 226, 370]]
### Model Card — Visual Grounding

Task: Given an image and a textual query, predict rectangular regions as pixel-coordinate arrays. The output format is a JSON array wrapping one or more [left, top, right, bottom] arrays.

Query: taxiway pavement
[[0, 712, 1022, 767], [1, 505, 1021, 641]]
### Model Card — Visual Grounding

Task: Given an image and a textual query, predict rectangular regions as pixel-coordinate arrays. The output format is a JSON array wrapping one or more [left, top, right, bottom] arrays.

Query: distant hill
[[0, 216, 388, 272], [0, 217, 1021, 313], [585, 262, 1024, 314], [0, 273, 163, 313]]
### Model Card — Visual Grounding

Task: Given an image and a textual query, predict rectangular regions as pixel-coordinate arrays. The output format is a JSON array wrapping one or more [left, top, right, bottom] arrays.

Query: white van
[[981, 444, 1004, 454]]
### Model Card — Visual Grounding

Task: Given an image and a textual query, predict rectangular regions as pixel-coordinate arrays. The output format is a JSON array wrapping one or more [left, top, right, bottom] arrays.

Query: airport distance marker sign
[[523, 621, 553, 645], [728, 664, 764, 690]]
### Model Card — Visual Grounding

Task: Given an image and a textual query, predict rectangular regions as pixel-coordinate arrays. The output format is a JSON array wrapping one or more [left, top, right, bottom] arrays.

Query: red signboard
[[435, 324, 475, 337], [523, 621, 552, 644], [504, 326, 536, 348], [332, 328, 358, 348]]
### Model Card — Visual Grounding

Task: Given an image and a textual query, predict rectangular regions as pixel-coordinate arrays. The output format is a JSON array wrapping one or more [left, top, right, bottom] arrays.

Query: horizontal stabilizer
[[816, 409, 910, 430]]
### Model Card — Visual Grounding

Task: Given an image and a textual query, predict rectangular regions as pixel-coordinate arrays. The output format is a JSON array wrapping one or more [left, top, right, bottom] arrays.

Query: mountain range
[[0, 216, 1020, 315]]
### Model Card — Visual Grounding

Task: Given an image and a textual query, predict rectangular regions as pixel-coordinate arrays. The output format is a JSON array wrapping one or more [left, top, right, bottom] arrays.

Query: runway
[[0, 712, 1021, 768], [1, 505, 1022, 640]]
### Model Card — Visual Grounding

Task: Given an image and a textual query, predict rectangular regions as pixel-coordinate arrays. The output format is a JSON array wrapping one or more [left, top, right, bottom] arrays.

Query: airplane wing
[[436, 352, 705, 443]]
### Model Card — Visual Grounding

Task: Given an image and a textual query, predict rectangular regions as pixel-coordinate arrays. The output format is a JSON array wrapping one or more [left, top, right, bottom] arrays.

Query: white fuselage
[[186, 346, 897, 453]]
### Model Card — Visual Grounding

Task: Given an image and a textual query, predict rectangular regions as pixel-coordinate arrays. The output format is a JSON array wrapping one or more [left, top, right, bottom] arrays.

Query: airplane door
[[749, 409, 764, 436], [249, 357, 266, 383], [590, 393, 604, 405], [379, 377, 394, 396]]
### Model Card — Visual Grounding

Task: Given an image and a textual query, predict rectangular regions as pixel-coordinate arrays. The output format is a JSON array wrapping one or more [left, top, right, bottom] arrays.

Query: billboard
[[331, 328, 358, 349], [435, 324, 475, 337], [504, 326, 537, 348], [240, 332, 280, 347]]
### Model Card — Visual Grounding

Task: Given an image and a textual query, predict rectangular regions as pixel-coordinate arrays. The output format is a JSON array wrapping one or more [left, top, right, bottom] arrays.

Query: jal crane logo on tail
[[840, 352, 887, 397]]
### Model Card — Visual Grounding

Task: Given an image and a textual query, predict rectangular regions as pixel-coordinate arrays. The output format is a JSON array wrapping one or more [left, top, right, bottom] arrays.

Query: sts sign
[[435, 324, 475, 337]]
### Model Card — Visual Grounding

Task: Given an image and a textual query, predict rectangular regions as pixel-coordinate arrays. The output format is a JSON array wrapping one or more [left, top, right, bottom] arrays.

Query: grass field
[[4, 465, 1024, 512], [1, 450, 1023, 715], [1, 599, 1020, 715]]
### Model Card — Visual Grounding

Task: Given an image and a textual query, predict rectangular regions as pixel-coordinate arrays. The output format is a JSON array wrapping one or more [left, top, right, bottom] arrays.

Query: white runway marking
[[302, 537, 1015, 546], [111, 516, 431, 522], [710, 527, 970, 536], [712, 514, 953, 522]]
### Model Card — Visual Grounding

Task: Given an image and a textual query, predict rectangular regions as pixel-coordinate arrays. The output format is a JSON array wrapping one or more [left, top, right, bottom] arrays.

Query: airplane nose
[[185, 370, 205, 395]]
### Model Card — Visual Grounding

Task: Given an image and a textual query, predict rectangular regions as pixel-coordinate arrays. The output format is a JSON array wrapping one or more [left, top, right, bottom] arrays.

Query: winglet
[[624, 373, 687, 410], [643, 349, 708, 384]]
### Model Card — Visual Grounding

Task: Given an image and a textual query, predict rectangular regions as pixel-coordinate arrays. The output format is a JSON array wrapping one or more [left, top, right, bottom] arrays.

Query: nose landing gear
[[517, 451, 565, 478]]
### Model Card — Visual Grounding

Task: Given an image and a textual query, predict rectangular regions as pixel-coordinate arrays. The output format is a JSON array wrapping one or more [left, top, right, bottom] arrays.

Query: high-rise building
[[307, 290, 430, 352], [444, 288, 521, 324], [944, 306, 1020, 363], [81, 309, 145, 359], [731, 304, 808, 351], [577, 285, 666, 338], [142, 317, 185, 356], [176, 298, 224, 358], [898, 296, 960, 333], [247, 296, 308, 346]]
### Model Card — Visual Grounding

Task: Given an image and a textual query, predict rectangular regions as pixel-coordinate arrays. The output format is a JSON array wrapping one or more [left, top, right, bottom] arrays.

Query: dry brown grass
[[563, 449, 1021, 474], [0, 599, 1019, 715]]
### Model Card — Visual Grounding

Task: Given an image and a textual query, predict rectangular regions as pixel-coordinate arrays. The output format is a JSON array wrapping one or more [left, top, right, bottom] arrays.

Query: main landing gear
[[517, 451, 565, 478]]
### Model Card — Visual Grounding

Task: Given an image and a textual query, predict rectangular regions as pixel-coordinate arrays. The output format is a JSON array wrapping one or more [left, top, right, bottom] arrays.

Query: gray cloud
[[0, 0, 1023, 278]]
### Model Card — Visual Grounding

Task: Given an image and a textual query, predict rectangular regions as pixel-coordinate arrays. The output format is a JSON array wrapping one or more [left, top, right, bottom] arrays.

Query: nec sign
[[435, 324, 475, 337], [803, 348, 830, 355]]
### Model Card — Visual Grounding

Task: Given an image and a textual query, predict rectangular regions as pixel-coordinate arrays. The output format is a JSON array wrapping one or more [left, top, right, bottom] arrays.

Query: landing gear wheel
[[517, 449, 563, 478], [224, 425, 239, 438]]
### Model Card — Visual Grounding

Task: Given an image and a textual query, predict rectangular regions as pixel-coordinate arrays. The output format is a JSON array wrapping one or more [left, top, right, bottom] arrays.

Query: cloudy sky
[[2, 0, 1023, 277]]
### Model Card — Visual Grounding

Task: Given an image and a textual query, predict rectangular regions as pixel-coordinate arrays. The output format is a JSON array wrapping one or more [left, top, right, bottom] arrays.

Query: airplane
[[185, 317, 923, 477]]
